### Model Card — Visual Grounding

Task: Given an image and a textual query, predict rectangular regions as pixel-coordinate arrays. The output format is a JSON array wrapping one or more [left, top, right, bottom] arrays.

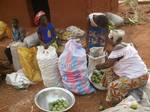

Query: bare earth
[[0, 4, 150, 112]]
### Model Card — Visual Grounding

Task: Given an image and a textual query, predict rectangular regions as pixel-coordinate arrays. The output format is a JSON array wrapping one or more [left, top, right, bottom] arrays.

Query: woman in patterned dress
[[96, 29, 149, 104]]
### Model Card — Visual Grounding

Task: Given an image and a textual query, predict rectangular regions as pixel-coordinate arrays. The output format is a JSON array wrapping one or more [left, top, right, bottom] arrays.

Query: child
[[11, 18, 26, 42], [96, 29, 148, 104], [88, 13, 109, 49], [4, 18, 26, 64], [34, 11, 57, 49]]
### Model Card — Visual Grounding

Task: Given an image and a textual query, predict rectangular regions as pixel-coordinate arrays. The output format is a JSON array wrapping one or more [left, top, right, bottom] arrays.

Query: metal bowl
[[35, 87, 75, 112], [89, 72, 106, 90]]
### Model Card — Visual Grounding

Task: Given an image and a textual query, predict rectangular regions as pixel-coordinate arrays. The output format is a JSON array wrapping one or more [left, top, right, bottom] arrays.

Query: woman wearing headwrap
[[34, 11, 58, 49], [88, 13, 109, 49], [96, 29, 148, 104]]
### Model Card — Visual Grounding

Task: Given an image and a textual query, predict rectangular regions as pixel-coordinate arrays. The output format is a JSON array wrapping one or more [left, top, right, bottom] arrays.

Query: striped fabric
[[59, 40, 95, 95]]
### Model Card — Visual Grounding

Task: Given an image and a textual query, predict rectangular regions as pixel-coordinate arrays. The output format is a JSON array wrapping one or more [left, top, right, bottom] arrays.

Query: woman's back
[[109, 43, 147, 79]]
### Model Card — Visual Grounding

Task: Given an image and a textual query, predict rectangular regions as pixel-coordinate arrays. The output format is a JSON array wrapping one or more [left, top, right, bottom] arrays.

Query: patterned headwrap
[[34, 11, 46, 26]]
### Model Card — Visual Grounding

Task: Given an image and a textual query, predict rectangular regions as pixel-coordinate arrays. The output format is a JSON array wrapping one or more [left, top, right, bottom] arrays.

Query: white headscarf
[[88, 13, 106, 27], [108, 29, 125, 44]]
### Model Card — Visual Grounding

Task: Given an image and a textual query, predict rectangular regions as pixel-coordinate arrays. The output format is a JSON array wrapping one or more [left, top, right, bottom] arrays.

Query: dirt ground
[[0, 3, 150, 112]]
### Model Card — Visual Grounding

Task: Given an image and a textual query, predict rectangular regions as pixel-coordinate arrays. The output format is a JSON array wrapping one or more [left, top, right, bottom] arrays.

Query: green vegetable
[[91, 71, 103, 84], [98, 105, 104, 111], [49, 99, 69, 111], [130, 102, 138, 110]]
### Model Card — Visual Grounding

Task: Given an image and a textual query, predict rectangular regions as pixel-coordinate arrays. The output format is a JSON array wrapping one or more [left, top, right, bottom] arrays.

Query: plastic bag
[[6, 69, 33, 89], [144, 72, 150, 101], [66, 26, 85, 38], [106, 12, 124, 26], [24, 32, 40, 48], [66, 26, 86, 47], [18, 47, 42, 82], [10, 42, 26, 71], [88, 47, 106, 74], [102, 94, 150, 112], [37, 46, 62, 87], [59, 39, 95, 95]]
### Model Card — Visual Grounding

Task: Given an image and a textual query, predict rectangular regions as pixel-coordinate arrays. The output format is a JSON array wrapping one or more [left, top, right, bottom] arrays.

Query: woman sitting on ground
[[96, 29, 149, 104], [34, 11, 58, 49]]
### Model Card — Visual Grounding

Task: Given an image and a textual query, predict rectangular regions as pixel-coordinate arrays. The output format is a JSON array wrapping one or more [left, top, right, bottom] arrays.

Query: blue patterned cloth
[[88, 26, 109, 48], [37, 23, 56, 44]]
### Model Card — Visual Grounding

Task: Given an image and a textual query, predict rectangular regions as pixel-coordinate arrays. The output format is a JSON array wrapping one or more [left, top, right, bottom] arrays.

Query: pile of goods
[[89, 68, 112, 90], [57, 26, 86, 54], [57, 30, 73, 41], [91, 70, 104, 84], [49, 99, 69, 111]]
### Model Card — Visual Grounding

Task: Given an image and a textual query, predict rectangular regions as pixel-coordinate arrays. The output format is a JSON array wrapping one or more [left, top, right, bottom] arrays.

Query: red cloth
[[34, 11, 46, 26]]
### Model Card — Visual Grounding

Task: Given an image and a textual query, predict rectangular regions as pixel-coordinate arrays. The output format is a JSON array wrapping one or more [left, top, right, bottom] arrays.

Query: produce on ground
[[49, 99, 69, 111], [130, 102, 138, 110], [98, 105, 106, 111]]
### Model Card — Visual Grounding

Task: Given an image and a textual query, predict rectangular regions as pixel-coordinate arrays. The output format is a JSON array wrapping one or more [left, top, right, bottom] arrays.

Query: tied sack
[[18, 47, 42, 82], [10, 42, 26, 71], [24, 32, 40, 48], [37, 46, 62, 87], [59, 39, 95, 95]]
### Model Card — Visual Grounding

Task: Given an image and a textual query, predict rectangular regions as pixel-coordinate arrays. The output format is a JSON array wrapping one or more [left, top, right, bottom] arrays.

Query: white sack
[[37, 46, 62, 87], [10, 42, 26, 71]]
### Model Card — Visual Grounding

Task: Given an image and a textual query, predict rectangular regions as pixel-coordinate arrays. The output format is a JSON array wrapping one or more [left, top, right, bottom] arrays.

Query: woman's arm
[[49, 28, 57, 45], [96, 58, 118, 70], [37, 31, 47, 48]]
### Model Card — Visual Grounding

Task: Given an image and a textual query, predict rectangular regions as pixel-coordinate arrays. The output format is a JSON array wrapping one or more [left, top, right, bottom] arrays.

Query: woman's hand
[[96, 58, 117, 70], [95, 64, 101, 70], [44, 44, 49, 49]]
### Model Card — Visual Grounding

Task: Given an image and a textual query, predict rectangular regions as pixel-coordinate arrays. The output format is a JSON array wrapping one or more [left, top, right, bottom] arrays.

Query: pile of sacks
[[6, 32, 63, 89], [57, 26, 86, 41]]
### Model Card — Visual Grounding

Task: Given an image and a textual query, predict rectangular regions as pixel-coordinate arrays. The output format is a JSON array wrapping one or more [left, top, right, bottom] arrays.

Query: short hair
[[12, 18, 19, 23], [94, 15, 109, 28]]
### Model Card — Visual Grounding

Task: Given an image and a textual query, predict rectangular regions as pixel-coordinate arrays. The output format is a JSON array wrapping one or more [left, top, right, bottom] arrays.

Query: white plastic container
[[88, 47, 106, 74]]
